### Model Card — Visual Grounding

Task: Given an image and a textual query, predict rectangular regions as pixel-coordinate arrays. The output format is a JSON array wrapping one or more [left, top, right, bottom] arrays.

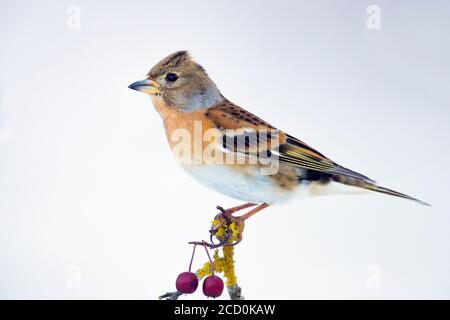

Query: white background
[[1, 0, 449, 299]]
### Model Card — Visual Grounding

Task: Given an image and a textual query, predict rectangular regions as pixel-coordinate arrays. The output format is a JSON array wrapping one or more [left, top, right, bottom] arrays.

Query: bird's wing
[[206, 100, 374, 182]]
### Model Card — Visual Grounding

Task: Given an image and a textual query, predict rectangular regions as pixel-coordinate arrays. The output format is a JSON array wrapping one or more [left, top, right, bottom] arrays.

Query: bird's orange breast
[[152, 97, 220, 164]]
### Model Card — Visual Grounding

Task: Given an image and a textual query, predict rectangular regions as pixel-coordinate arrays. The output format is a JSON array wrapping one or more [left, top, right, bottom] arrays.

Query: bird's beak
[[128, 79, 160, 95]]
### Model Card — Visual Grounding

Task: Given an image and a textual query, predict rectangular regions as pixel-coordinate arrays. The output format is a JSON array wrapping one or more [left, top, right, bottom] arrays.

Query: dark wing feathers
[[205, 101, 429, 205], [221, 129, 281, 154], [206, 101, 374, 183], [281, 135, 375, 182]]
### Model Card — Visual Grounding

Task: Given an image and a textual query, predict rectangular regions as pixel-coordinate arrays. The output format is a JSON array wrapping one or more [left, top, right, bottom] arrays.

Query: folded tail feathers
[[363, 183, 430, 206], [335, 175, 430, 206]]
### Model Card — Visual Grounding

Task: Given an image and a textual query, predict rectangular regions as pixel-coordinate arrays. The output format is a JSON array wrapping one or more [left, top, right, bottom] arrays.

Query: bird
[[128, 50, 429, 222]]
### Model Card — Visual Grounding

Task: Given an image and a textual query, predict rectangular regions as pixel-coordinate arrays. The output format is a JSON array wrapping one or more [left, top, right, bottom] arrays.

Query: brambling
[[129, 51, 428, 222]]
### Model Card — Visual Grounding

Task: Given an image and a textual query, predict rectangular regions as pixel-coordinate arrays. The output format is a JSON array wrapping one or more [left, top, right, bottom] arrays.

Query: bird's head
[[129, 51, 223, 112]]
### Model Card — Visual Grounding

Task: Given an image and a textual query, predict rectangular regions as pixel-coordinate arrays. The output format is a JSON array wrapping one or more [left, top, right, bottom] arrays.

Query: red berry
[[202, 275, 224, 298], [176, 272, 198, 294]]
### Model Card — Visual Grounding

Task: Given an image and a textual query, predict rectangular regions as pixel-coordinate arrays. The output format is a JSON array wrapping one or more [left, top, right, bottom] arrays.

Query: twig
[[159, 291, 183, 300], [159, 206, 247, 300]]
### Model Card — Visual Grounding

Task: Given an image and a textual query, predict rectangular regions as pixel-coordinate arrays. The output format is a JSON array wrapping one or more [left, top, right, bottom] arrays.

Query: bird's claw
[[210, 206, 245, 247]]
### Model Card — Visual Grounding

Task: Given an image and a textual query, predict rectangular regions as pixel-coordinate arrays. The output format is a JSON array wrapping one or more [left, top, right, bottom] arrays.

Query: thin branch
[[159, 291, 183, 300], [159, 205, 249, 300]]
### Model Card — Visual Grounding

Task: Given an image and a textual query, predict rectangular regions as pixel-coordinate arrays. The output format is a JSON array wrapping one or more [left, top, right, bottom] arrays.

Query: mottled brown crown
[[147, 50, 206, 79]]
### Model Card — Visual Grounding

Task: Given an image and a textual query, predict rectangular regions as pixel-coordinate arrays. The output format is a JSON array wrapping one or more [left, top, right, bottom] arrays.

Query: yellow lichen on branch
[[196, 245, 237, 287], [160, 215, 245, 300], [195, 218, 243, 299]]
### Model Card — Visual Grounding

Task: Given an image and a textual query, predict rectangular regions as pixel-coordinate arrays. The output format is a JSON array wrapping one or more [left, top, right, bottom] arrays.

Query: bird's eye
[[166, 73, 178, 82]]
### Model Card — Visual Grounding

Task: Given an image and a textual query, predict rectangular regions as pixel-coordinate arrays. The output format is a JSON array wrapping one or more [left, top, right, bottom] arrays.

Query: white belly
[[180, 164, 289, 204], [180, 164, 369, 205]]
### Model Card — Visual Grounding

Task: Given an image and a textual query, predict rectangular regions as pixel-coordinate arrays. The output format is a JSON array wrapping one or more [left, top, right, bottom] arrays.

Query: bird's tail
[[335, 176, 430, 206], [362, 183, 430, 206]]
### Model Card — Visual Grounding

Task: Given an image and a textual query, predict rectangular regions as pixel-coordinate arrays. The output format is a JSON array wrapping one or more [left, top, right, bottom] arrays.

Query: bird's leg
[[189, 204, 256, 248], [216, 203, 257, 217], [209, 203, 269, 247], [212, 203, 256, 232], [236, 203, 269, 221]]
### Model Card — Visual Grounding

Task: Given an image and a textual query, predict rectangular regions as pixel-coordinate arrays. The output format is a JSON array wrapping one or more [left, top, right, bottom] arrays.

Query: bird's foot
[[210, 206, 245, 247], [189, 205, 246, 248]]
